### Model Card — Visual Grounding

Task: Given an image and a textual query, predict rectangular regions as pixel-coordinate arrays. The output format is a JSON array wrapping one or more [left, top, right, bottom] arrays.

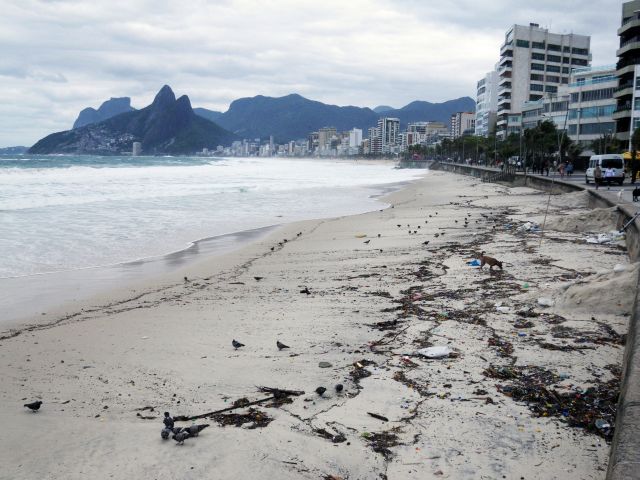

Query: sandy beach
[[0, 170, 633, 480]]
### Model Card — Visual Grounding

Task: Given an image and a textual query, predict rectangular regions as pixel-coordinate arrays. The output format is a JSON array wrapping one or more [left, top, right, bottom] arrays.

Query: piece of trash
[[318, 361, 333, 368], [416, 346, 451, 358], [613, 264, 626, 273], [595, 419, 610, 430], [411, 293, 423, 301], [517, 222, 541, 233], [522, 283, 530, 289], [496, 306, 511, 314], [517, 332, 526, 337], [141, 336, 149, 340], [466, 259, 481, 267], [537, 297, 554, 307], [367, 412, 389, 422], [355, 234, 367, 238]]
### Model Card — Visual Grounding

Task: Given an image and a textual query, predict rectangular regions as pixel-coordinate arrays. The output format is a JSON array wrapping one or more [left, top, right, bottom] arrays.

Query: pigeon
[[184, 276, 189, 282], [232, 339, 245, 349], [300, 287, 311, 295], [173, 430, 190, 445], [363, 239, 370, 244], [315, 386, 327, 397], [434, 233, 440, 238], [270, 247, 275, 251], [276, 340, 290, 350], [185, 424, 209, 437], [454, 220, 458, 223], [24, 400, 42, 412], [163, 412, 174, 430], [254, 276, 264, 281], [377, 234, 381, 238], [397, 224, 401, 228], [422, 241, 430, 245], [161, 427, 172, 440], [335, 384, 344, 393]]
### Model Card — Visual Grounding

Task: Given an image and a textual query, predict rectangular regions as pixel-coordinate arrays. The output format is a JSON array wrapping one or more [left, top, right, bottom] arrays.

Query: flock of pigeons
[[162, 412, 209, 445]]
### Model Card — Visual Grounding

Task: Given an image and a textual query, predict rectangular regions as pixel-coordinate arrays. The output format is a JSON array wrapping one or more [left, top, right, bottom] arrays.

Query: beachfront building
[[475, 70, 499, 137], [496, 23, 591, 138], [615, 0, 640, 148], [368, 127, 381, 154], [378, 117, 400, 154], [318, 127, 337, 155], [450, 112, 475, 138]]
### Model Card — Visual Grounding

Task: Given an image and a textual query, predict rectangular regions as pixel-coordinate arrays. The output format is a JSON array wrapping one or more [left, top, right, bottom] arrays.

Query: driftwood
[[173, 387, 304, 422], [367, 412, 389, 422]]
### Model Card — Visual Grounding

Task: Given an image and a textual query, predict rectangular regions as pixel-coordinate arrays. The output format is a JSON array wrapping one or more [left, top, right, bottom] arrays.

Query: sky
[[0, 0, 623, 147]]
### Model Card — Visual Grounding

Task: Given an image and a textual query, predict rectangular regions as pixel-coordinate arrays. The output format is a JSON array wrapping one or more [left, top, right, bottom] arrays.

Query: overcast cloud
[[0, 0, 622, 146]]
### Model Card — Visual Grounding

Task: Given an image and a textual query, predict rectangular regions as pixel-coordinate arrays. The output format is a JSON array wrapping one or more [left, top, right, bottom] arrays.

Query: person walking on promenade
[[604, 166, 614, 189], [558, 161, 565, 178], [566, 161, 574, 176], [594, 164, 602, 190]]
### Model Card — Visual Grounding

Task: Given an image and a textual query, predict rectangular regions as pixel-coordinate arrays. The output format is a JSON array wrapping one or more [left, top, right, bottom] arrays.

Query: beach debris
[[466, 259, 481, 267], [367, 412, 389, 422], [496, 306, 511, 314], [335, 384, 344, 393], [537, 297, 554, 307], [416, 346, 451, 359], [314, 427, 347, 443], [172, 387, 304, 422], [214, 408, 273, 429], [355, 234, 367, 238], [276, 340, 290, 350], [613, 264, 626, 273], [318, 361, 332, 368], [24, 400, 42, 412], [517, 222, 541, 233], [232, 339, 245, 349], [300, 287, 311, 295], [365, 428, 401, 459], [585, 230, 625, 244], [254, 276, 264, 281], [315, 386, 327, 397]]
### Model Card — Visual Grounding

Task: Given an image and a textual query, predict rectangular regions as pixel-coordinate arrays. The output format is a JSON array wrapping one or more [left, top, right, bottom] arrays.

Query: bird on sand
[[335, 384, 344, 393], [161, 427, 172, 440], [397, 224, 401, 228], [315, 386, 327, 397], [173, 430, 190, 445], [254, 276, 264, 281], [277, 340, 290, 350], [232, 339, 245, 349], [422, 240, 430, 245], [377, 234, 381, 238], [185, 424, 209, 437], [24, 400, 42, 412], [300, 287, 311, 295], [163, 412, 174, 430], [184, 276, 189, 282], [363, 239, 370, 244]]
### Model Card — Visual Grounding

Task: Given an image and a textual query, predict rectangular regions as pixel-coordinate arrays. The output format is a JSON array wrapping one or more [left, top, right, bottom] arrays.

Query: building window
[[547, 54, 561, 63], [546, 65, 561, 73], [573, 105, 616, 118], [571, 58, 588, 66], [516, 39, 530, 48], [531, 52, 545, 60], [561, 77, 569, 84], [572, 47, 589, 56], [581, 88, 614, 101], [546, 75, 560, 83], [531, 83, 544, 91], [580, 122, 615, 135], [547, 43, 562, 51], [545, 85, 558, 93], [563, 46, 571, 53], [531, 73, 544, 81], [532, 41, 545, 49], [562, 67, 570, 74], [529, 94, 543, 101], [531, 63, 545, 71], [568, 125, 577, 135], [562, 57, 571, 64], [571, 93, 580, 103]]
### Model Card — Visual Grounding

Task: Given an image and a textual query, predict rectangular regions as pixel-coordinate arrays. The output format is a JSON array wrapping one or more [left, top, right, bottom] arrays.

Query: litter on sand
[[537, 297, 555, 307], [466, 259, 481, 267], [586, 231, 625, 244], [416, 346, 452, 358]]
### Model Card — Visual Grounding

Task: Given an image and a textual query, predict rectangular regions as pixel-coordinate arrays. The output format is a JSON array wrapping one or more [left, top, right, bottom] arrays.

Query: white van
[[585, 154, 625, 185]]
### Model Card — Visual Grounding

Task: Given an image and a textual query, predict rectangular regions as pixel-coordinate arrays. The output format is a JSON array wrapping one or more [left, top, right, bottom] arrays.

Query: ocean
[[0, 155, 425, 323]]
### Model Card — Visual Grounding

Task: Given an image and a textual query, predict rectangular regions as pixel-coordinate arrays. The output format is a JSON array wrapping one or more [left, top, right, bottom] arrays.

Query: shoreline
[[0, 170, 631, 479], [0, 178, 420, 331]]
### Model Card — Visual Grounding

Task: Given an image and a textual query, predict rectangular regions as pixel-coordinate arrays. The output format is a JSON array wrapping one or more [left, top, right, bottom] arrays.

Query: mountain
[[196, 94, 476, 141], [30, 86, 237, 155], [193, 107, 224, 123], [210, 94, 379, 142], [73, 97, 135, 129], [383, 97, 476, 127], [373, 105, 394, 113], [0, 146, 28, 154]]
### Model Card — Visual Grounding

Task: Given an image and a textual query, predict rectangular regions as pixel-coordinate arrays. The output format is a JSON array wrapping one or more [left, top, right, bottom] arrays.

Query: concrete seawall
[[432, 162, 640, 480]]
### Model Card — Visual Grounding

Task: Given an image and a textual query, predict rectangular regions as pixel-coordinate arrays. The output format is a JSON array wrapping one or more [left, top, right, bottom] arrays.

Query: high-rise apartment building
[[614, 0, 640, 147], [377, 117, 400, 154], [450, 112, 476, 138], [496, 23, 591, 138], [349, 128, 363, 148], [475, 70, 499, 136]]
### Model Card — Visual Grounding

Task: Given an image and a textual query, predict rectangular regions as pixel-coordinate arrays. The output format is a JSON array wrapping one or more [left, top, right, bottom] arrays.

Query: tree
[[631, 127, 640, 183]]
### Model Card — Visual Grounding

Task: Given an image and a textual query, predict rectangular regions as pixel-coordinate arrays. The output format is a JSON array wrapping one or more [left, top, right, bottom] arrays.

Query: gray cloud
[[0, 0, 622, 146]]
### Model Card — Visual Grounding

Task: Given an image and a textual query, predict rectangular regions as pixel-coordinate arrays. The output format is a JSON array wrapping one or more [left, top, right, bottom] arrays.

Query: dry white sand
[[0, 171, 633, 480]]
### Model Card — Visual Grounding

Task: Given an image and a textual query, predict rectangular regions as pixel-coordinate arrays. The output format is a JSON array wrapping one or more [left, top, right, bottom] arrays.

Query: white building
[[132, 141, 142, 156], [496, 23, 591, 138], [378, 117, 400, 154], [450, 112, 476, 138], [349, 128, 363, 148], [475, 70, 499, 136]]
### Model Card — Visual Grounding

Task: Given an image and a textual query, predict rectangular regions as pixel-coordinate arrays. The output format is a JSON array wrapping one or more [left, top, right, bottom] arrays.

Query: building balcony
[[617, 37, 640, 57], [618, 15, 640, 36], [497, 106, 511, 116], [498, 64, 512, 75], [613, 82, 634, 98], [500, 42, 513, 56], [612, 105, 632, 120]]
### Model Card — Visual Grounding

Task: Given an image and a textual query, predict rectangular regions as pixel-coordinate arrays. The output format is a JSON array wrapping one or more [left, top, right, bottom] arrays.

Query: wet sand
[[0, 171, 633, 479]]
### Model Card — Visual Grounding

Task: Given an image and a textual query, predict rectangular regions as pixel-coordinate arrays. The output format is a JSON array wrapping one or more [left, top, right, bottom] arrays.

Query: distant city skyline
[[0, 0, 621, 147]]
